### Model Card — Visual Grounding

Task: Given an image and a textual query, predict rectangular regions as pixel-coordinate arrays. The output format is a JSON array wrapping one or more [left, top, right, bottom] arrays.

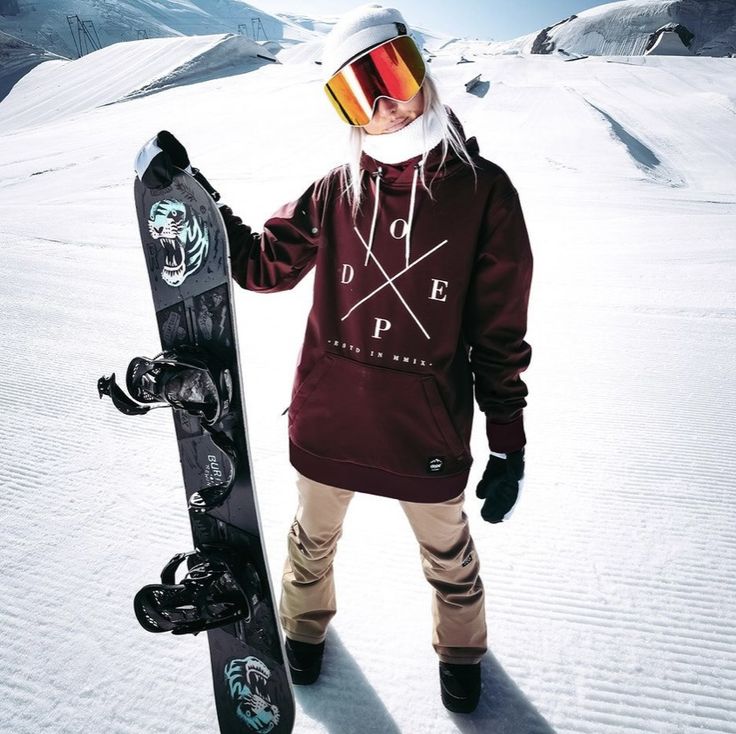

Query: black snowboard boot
[[439, 661, 481, 713], [285, 638, 325, 685]]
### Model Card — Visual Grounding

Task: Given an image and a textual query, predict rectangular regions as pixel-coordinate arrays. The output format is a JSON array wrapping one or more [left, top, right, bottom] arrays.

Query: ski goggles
[[324, 35, 426, 127]]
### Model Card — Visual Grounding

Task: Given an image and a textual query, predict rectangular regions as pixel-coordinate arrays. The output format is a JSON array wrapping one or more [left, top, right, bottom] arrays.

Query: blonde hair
[[336, 70, 478, 219]]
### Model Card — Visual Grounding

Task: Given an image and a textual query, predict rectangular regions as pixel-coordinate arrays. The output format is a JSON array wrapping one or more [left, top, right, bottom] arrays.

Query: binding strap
[[97, 374, 151, 416]]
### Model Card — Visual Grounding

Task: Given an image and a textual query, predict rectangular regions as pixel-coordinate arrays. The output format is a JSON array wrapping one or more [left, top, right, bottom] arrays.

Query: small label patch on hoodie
[[427, 457, 445, 474]]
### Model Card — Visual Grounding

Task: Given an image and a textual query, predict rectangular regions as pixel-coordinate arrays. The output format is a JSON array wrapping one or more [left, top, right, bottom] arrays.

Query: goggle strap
[[337, 25, 409, 71]]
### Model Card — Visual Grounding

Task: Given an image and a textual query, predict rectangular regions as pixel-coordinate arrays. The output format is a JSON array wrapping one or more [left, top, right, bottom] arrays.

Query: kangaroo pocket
[[289, 352, 470, 478]]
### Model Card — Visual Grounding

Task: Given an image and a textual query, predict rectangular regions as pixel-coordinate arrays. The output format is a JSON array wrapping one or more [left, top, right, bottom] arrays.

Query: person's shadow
[[450, 651, 556, 733], [294, 632, 556, 733], [293, 630, 402, 733]]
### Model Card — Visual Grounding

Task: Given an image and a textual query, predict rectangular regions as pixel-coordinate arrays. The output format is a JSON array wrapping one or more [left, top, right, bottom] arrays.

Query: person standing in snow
[[135, 3, 532, 715]]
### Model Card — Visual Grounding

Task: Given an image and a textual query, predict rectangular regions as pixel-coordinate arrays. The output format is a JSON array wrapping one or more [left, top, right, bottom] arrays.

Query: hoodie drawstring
[[364, 166, 383, 266], [363, 160, 424, 269], [405, 160, 423, 268]]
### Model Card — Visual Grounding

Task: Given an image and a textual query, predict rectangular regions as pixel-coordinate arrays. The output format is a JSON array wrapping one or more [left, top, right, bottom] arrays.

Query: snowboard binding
[[98, 347, 232, 428], [134, 548, 263, 636], [98, 347, 238, 512]]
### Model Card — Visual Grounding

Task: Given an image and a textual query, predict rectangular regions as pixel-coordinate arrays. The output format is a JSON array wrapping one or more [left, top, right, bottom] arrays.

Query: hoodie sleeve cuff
[[486, 414, 526, 453]]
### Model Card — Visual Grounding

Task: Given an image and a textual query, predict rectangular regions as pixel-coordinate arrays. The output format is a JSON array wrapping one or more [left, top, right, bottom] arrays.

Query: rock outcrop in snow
[[531, 15, 578, 54], [645, 24, 694, 54]]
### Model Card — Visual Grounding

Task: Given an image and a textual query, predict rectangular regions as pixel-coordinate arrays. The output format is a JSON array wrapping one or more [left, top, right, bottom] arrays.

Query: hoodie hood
[[356, 107, 480, 270], [359, 108, 480, 187]]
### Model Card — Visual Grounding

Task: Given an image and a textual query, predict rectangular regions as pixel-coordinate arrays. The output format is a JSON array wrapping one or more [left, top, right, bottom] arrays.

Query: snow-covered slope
[[0, 0, 318, 60], [1, 31, 736, 733], [0, 33, 275, 133], [489, 0, 736, 56]]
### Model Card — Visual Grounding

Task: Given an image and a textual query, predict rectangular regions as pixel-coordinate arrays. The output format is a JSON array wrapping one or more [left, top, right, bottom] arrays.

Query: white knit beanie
[[321, 4, 411, 82]]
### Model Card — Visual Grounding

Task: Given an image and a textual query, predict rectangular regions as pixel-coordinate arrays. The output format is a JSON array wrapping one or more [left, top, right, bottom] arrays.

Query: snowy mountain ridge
[[488, 0, 736, 56], [0, 0, 318, 60], [0, 28, 63, 101], [2, 0, 735, 66]]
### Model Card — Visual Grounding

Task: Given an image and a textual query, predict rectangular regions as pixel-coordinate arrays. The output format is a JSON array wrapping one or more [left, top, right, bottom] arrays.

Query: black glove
[[134, 131, 220, 201], [134, 130, 190, 188], [475, 448, 525, 523]]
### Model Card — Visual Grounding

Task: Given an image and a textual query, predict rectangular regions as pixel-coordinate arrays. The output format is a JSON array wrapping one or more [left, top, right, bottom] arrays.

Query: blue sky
[[252, 0, 611, 41]]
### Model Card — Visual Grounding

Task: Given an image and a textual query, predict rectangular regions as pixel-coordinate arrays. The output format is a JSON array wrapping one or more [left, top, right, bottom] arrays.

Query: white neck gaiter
[[361, 112, 445, 165]]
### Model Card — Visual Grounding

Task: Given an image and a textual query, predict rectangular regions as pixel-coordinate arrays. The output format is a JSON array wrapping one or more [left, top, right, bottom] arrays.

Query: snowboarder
[[135, 3, 532, 715]]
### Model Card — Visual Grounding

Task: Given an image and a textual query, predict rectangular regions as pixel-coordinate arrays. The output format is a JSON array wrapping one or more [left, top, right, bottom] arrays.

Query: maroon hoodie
[[222, 113, 532, 503]]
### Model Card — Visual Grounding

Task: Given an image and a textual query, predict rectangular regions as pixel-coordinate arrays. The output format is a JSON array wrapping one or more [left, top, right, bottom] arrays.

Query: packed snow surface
[[1, 25, 736, 734]]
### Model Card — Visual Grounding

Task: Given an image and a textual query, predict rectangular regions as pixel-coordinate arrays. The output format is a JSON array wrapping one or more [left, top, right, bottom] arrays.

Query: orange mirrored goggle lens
[[324, 35, 426, 127]]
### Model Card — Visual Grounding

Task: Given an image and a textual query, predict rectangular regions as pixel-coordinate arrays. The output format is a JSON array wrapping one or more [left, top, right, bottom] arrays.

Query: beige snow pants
[[279, 472, 487, 664]]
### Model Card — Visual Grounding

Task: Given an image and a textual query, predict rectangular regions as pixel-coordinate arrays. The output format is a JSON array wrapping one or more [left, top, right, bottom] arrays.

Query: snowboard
[[99, 169, 295, 733]]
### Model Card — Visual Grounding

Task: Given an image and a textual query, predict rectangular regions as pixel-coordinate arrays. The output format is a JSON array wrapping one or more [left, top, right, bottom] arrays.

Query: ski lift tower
[[66, 15, 102, 57], [251, 17, 268, 42]]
